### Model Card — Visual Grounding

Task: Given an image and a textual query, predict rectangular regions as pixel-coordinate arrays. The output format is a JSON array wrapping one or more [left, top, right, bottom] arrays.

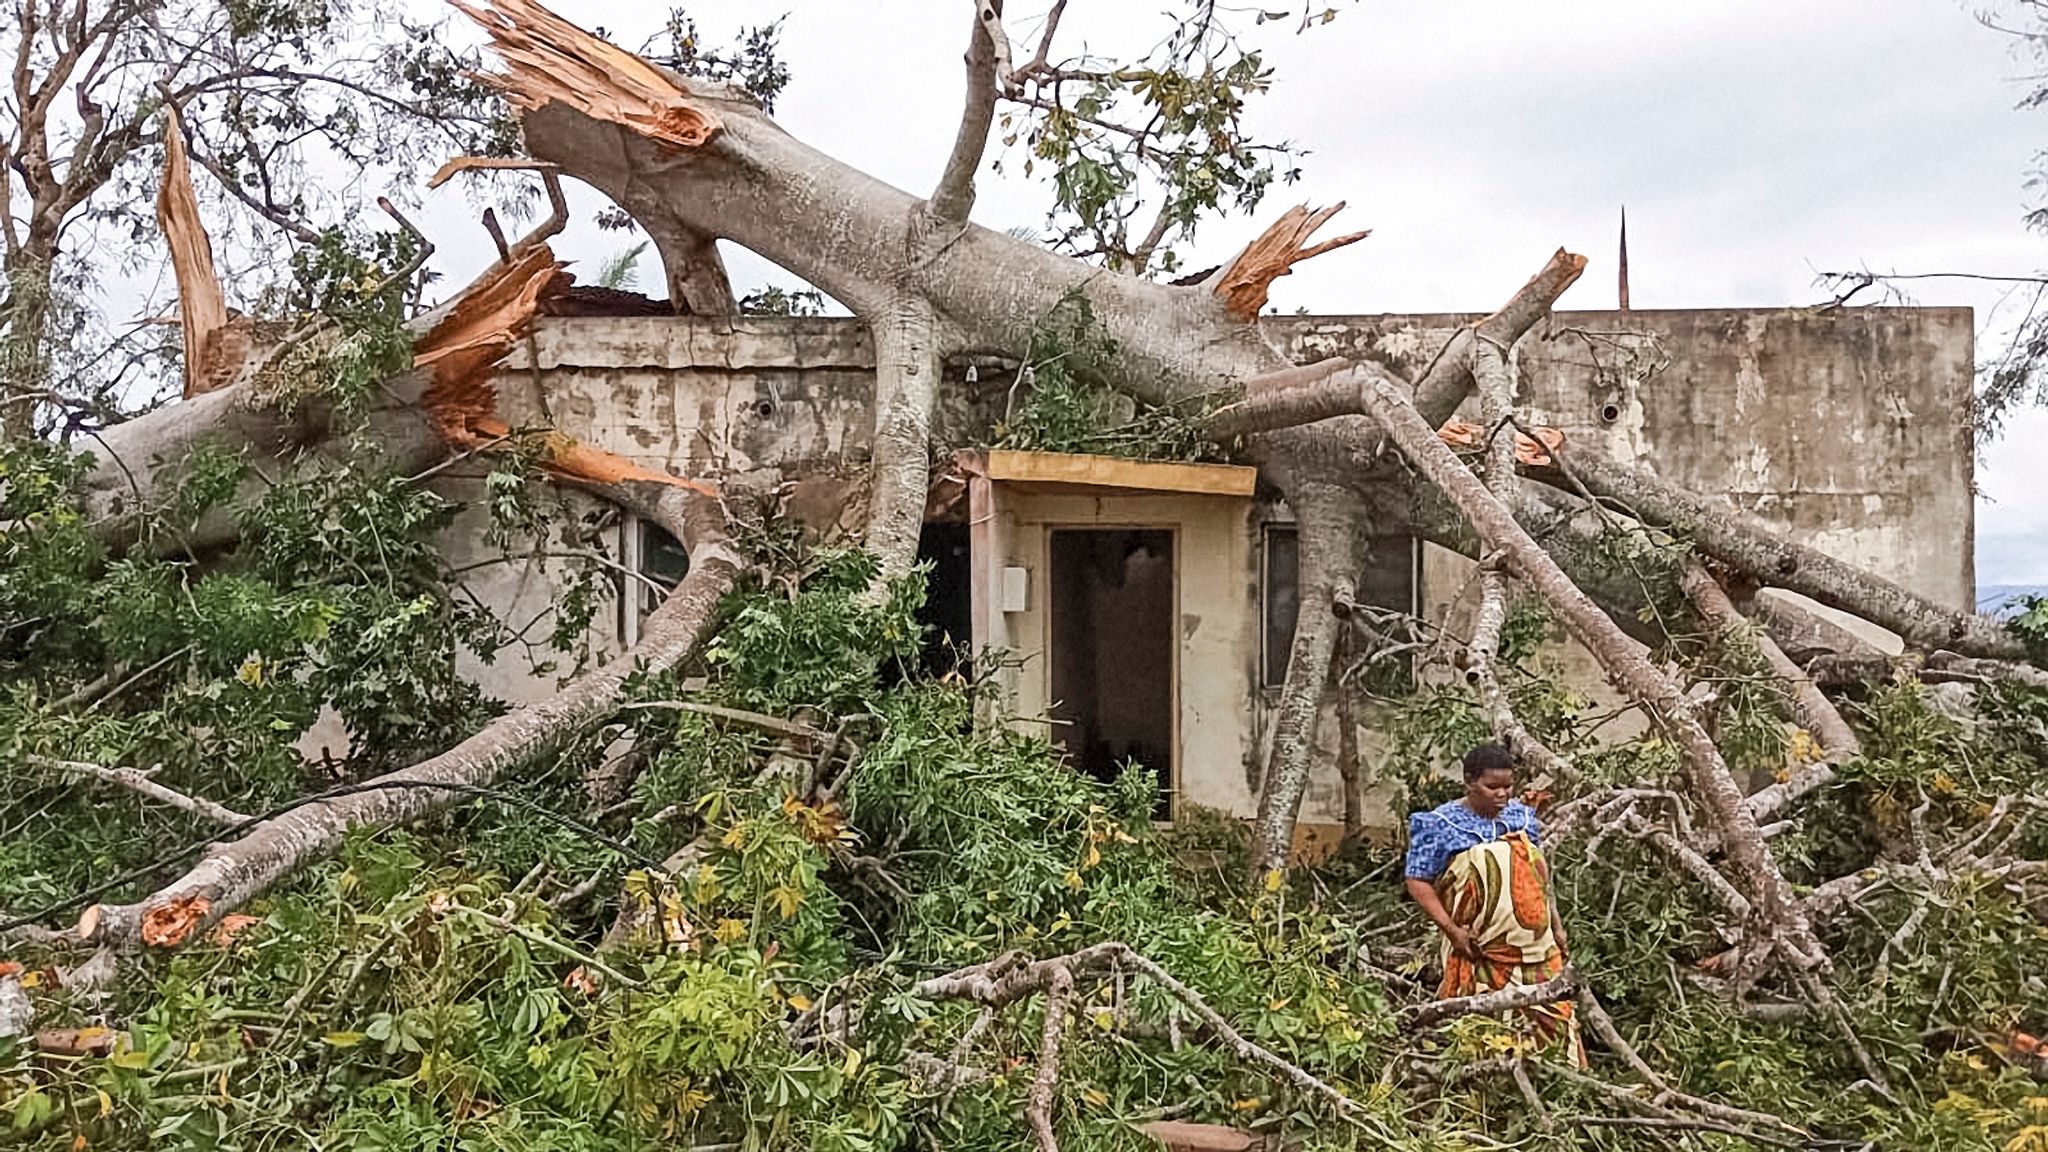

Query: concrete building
[[442, 305, 1974, 848]]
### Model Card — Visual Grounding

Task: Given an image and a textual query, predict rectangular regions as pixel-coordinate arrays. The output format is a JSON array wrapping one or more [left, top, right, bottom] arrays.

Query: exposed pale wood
[[452, 0, 722, 150], [985, 449, 1256, 497], [156, 104, 233, 399], [427, 155, 563, 189], [1439, 419, 1562, 467], [1211, 202, 1368, 319], [412, 242, 715, 494]]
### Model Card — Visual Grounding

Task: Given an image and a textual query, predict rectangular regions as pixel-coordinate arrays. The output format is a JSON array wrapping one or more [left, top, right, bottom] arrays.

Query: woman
[[1404, 742, 1584, 1066]]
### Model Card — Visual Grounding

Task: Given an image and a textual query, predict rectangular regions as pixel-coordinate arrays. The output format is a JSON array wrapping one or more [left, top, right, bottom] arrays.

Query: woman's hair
[[1461, 742, 1516, 782]]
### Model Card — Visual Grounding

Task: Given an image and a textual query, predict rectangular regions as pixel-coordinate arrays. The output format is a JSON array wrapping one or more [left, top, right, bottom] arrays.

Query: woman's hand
[[1443, 924, 1479, 961], [1405, 877, 1479, 961]]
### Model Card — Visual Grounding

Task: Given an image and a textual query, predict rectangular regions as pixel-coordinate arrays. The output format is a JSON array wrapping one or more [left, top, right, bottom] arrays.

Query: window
[[620, 515, 691, 644], [1262, 526, 1301, 688], [639, 520, 690, 595], [1261, 525, 1419, 687]]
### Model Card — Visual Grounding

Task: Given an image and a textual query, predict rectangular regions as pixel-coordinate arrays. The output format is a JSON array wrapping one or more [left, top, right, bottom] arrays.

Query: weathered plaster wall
[[445, 307, 1974, 836]]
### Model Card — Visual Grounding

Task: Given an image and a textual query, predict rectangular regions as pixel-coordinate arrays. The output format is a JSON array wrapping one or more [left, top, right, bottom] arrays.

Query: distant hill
[[1978, 584, 2048, 615]]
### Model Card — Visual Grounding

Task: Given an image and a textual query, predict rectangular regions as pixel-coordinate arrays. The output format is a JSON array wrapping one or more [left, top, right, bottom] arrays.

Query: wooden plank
[[985, 450, 1256, 498]]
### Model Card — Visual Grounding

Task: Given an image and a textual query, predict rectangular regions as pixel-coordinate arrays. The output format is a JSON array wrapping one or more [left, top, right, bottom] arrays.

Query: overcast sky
[[412, 0, 2048, 589]]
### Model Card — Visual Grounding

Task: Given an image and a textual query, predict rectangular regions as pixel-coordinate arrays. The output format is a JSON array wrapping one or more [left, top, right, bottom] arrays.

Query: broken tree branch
[[1682, 561, 1860, 824], [930, 0, 1001, 224], [26, 756, 250, 826], [83, 485, 739, 945], [155, 101, 231, 400], [906, 943, 1381, 1130], [1546, 449, 2027, 663], [1351, 373, 1824, 972], [1027, 964, 1072, 1152], [1210, 203, 1368, 320], [454, 0, 723, 150], [1572, 988, 1806, 1136], [1464, 333, 1569, 780], [1400, 969, 1580, 1030], [1249, 485, 1358, 874], [1414, 249, 1589, 427]]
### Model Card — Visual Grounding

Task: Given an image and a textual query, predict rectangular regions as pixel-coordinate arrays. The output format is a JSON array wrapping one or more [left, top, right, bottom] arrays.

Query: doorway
[[914, 521, 972, 680], [1048, 528, 1175, 818]]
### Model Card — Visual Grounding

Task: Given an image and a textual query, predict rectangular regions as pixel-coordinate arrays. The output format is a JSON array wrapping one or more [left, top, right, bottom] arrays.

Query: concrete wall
[[445, 307, 1974, 835]]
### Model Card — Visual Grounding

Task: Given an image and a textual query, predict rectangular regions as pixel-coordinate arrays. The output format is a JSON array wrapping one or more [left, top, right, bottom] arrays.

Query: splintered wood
[[426, 155, 564, 190], [157, 105, 237, 398], [1213, 203, 1369, 319], [450, 0, 722, 150], [1438, 419, 1564, 468], [413, 244, 714, 493]]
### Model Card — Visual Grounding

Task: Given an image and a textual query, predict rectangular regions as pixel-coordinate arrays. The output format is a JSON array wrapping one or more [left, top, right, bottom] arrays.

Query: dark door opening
[[1048, 528, 1175, 818], [913, 521, 973, 680]]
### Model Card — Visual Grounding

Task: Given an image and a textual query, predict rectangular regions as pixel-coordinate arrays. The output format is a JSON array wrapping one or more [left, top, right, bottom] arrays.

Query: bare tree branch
[[26, 755, 250, 825], [930, 0, 1002, 224]]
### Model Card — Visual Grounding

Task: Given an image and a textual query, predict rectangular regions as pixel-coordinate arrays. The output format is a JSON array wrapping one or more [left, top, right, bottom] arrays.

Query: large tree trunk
[[1, 243, 58, 441], [1248, 485, 1359, 875]]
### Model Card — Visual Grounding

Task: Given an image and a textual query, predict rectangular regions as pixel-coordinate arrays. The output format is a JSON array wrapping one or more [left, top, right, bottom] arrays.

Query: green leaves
[[995, 5, 1335, 273], [995, 290, 1227, 462]]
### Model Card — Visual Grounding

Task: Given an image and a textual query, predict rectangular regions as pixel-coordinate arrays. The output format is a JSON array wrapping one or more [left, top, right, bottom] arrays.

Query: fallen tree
[[3, 1, 2047, 1149]]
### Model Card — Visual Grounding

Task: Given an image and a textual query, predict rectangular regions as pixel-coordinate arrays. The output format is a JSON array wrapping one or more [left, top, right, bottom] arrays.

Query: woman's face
[[1465, 766, 1515, 818]]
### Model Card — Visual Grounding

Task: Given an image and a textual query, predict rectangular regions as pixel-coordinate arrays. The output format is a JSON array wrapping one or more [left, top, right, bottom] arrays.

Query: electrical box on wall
[[1000, 566, 1029, 614]]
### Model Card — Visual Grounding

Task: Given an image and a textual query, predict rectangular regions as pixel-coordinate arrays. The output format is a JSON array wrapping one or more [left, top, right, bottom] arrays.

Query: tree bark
[[1248, 486, 1357, 875], [1545, 449, 2024, 662], [1, 244, 57, 441], [863, 299, 942, 582], [1332, 643, 1365, 845], [1464, 334, 1568, 779], [1681, 562, 1861, 765]]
